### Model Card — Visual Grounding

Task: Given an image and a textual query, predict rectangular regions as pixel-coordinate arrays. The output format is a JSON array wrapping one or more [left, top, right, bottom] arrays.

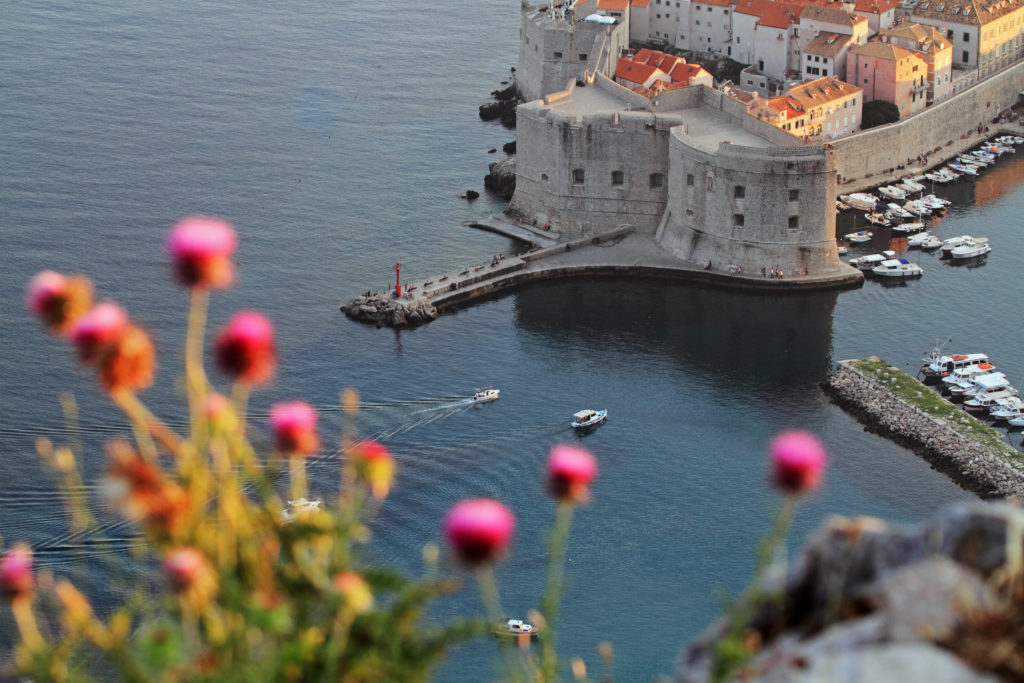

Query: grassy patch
[[847, 357, 1022, 461]]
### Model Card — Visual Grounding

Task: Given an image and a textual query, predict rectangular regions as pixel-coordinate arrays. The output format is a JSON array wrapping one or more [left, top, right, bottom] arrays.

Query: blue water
[[2, 2, 1021, 679]]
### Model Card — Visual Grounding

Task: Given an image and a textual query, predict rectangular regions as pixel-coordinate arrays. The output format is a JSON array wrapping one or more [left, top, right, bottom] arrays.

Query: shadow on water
[[510, 277, 839, 392]]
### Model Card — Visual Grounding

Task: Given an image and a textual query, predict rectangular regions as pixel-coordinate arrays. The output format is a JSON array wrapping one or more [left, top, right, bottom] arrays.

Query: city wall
[[833, 60, 1024, 182]]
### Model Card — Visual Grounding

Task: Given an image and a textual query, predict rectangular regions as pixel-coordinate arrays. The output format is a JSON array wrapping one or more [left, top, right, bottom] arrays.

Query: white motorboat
[[871, 258, 923, 278], [903, 200, 932, 217], [972, 149, 997, 162], [840, 193, 880, 211], [925, 169, 958, 183], [900, 178, 926, 193], [571, 408, 607, 429], [849, 250, 895, 270], [964, 388, 1019, 413], [906, 231, 937, 248], [878, 185, 907, 200], [494, 618, 542, 638], [949, 239, 991, 260], [891, 221, 925, 235], [886, 203, 914, 219], [845, 230, 873, 243], [1009, 414, 1024, 428], [989, 397, 1024, 421], [995, 135, 1023, 145], [940, 235, 986, 256], [864, 212, 891, 227], [947, 162, 978, 176], [837, 244, 848, 255], [280, 497, 322, 523], [919, 348, 989, 381], [940, 361, 998, 390], [473, 387, 501, 403], [959, 154, 991, 167], [952, 371, 1013, 399]]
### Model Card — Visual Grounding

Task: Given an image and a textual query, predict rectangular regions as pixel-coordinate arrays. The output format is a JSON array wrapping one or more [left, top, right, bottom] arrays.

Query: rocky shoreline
[[340, 293, 438, 328], [823, 359, 1024, 499]]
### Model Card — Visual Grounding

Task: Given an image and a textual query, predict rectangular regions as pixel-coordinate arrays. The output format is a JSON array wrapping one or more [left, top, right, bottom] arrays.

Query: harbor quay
[[340, 225, 863, 328]]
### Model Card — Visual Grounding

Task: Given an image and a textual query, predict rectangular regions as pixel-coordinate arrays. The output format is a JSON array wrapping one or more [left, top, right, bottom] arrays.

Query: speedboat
[[940, 235, 986, 256], [845, 230, 873, 243], [473, 387, 501, 403], [951, 371, 1013, 399], [571, 409, 607, 429], [949, 239, 991, 260], [989, 397, 1024, 421], [959, 154, 991, 167], [901, 177, 926, 193], [1009, 414, 1024, 428], [280, 497, 322, 523], [947, 162, 978, 176], [906, 231, 937, 248], [864, 213, 891, 227], [941, 362, 998, 392], [964, 388, 1019, 413], [903, 200, 932, 217], [849, 250, 895, 270], [871, 258, 923, 278], [891, 221, 925, 235], [840, 193, 880, 211], [494, 618, 541, 638]]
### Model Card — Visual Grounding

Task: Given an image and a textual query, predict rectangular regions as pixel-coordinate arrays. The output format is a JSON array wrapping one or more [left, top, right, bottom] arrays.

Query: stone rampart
[[833, 60, 1024, 183]]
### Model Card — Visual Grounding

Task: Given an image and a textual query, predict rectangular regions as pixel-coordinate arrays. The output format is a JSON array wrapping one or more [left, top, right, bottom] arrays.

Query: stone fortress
[[500, 0, 1024, 288]]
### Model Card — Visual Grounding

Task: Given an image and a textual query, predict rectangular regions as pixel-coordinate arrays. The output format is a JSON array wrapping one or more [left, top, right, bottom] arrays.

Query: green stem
[[540, 500, 575, 682], [185, 288, 210, 444], [476, 566, 524, 682]]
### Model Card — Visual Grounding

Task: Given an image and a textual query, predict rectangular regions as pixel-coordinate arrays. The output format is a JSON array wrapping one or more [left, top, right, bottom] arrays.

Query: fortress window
[[573, 169, 585, 185], [788, 215, 799, 229], [554, 51, 563, 58], [650, 173, 665, 188], [789, 189, 799, 201], [579, 53, 588, 60], [786, 162, 796, 170], [541, 173, 549, 182], [964, 32, 969, 41], [734, 185, 745, 198], [686, 173, 694, 186], [733, 214, 745, 227], [611, 170, 624, 185]]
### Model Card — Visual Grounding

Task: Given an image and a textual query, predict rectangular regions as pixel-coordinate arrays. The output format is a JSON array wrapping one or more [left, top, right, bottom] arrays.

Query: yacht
[[871, 258, 923, 278]]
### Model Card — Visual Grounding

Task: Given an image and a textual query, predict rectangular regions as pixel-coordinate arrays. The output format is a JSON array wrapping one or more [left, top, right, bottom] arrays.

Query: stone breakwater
[[823, 359, 1024, 499], [340, 294, 438, 328]]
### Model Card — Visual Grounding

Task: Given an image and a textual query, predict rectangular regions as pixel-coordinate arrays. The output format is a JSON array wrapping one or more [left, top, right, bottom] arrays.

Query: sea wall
[[823, 360, 1024, 498], [832, 60, 1024, 184]]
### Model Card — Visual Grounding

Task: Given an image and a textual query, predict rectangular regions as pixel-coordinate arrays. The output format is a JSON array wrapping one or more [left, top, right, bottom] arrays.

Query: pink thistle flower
[[25, 271, 93, 335], [214, 311, 276, 385], [164, 547, 205, 592], [770, 430, 827, 494], [444, 499, 514, 566], [351, 440, 395, 499], [547, 444, 598, 503], [0, 543, 34, 601], [270, 401, 320, 456], [167, 216, 237, 289], [70, 302, 128, 365]]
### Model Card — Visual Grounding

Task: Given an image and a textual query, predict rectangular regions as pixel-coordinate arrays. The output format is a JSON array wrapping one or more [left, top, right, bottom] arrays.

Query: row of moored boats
[[920, 350, 1024, 425], [846, 232, 991, 278]]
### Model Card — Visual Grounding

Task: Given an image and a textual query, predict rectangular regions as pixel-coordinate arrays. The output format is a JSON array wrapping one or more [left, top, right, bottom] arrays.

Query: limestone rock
[[484, 156, 516, 199]]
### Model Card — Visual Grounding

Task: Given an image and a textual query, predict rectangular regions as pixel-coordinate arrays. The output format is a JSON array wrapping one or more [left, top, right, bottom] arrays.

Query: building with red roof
[[850, 42, 928, 118]]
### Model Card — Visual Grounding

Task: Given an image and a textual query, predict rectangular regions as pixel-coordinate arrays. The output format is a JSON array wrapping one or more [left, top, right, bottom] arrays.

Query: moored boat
[[871, 258, 923, 278], [839, 193, 880, 211], [848, 250, 895, 270], [844, 230, 873, 243], [989, 397, 1024, 421], [919, 348, 990, 381], [949, 239, 991, 260], [891, 221, 925, 235], [964, 388, 1019, 413]]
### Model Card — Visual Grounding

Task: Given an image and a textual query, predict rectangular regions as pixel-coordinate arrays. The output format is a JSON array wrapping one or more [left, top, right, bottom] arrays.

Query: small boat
[[949, 239, 991, 260], [901, 177, 926, 193], [940, 235, 986, 256], [919, 348, 989, 381], [891, 221, 925, 235], [871, 258, 923, 278], [1008, 414, 1024, 428], [836, 244, 848, 255], [903, 200, 932, 217], [959, 154, 991, 167], [947, 162, 978, 176], [494, 618, 542, 638], [921, 194, 950, 208], [906, 231, 936, 248], [836, 199, 852, 212], [280, 497, 322, 523], [952, 371, 1013, 399], [964, 388, 1019, 413], [849, 250, 895, 270], [864, 213, 891, 227], [840, 193, 880, 211], [878, 185, 907, 200], [571, 409, 607, 429], [886, 203, 914, 220], [845, 230, 873, 243], [989, 397, 1024, 421], [473, 387, 501, 403]]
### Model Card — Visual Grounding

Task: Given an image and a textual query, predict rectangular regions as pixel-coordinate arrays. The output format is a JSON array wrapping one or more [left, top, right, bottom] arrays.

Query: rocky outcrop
[[340, 294, 438, 328], [484, 156, 516, 199], [478, 84, 521, 129], [822, 360, 1024, 499], [676, 502, 1024, 682]]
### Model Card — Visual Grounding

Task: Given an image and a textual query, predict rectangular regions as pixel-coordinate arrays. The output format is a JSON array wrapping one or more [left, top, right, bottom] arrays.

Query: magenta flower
[[270, 401, 320, 455], [70, 302, 129, 364], [214, 311, 276, 385], [547, 444, 598, 503], [0, 543, 34, 601], [164, 547, 206, 593], [167, 216, 237, 289], [770, 430, 826, 494], [26, 270, 94, 334], [444, 499, 514, 566]]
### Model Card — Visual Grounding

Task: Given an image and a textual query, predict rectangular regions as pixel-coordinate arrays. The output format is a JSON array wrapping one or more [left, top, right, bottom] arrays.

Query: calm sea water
[[1, 2, 1021, 679]]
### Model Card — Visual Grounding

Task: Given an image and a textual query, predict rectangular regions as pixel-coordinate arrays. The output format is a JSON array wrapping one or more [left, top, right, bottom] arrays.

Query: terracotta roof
[[879, 22, 951, 51], [598, 0, 630, 11], [804, 32, 854, 57], [631, 0, 650, 7], [696, 0, 733, 6], [909, 0, 1024, 25], [735, 0, 813, 28], [634, 48, 656, 62], [615, 58, 664, 85], [785, 76, 863, 106], [850, 41, 918, 60], [854, 0, 900, 14], [799, 4, 868, 25], [668, 62, 713, 84]]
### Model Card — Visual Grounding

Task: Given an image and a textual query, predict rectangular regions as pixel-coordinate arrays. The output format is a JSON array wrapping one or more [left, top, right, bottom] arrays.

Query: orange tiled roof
[[784, 76, 863, 106], [598, 0, 631, 11], [854, 0, 900, 14], [799, 4, 868, 25], [851, 41, 918, 60], [804, 32, 854, 57], [615, 58, 664, 85], [669, 62, 712, 84], [735, 0, 814, 28], [631, 0, 650, 7]]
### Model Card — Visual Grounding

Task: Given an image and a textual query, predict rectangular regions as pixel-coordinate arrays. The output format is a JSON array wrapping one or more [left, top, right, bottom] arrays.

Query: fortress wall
[[833, 60, 1024, 181], [659, 132, 843, 275], [510, 101, 681, 234]]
